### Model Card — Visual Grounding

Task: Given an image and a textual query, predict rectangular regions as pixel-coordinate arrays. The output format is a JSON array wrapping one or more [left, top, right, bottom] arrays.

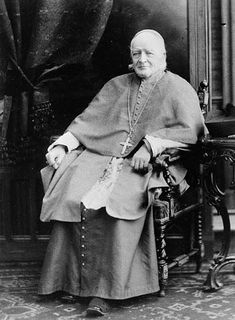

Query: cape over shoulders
[[107, 71, 196, 96], [156, 71, 197, 97], [105, 72, 134, 87]]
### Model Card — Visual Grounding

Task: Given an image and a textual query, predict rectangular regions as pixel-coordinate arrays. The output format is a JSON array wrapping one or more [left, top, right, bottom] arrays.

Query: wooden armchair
[[151, 147, 204, 297]]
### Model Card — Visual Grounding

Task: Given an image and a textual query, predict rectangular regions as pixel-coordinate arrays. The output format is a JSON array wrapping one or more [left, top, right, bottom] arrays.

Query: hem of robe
[[38, 284, 160, 300]]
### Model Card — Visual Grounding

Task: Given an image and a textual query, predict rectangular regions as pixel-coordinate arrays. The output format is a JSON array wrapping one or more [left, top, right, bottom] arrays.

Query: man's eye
[[147, 52, 154, 56], [132, 52, 140, 57]]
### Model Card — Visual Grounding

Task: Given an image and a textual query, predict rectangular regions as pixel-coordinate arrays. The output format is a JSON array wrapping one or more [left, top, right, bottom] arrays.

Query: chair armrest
[[152, 146, 202, 220], [152, 148, 187, 188]]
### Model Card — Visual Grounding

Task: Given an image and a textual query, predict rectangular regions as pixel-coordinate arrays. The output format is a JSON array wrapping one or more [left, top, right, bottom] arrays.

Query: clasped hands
[[46, 143, 151, 172]]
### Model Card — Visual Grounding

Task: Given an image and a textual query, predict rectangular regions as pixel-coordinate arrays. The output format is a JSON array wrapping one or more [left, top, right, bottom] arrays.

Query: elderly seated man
[[38, 29, 207, 316]]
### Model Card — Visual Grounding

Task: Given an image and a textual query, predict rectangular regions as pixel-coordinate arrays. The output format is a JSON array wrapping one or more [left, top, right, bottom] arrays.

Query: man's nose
[[139, 52, 147, 62]]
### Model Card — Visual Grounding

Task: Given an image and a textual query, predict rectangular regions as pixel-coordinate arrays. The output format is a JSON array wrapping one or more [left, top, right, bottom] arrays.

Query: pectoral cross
[[120, 135, 133, 155]]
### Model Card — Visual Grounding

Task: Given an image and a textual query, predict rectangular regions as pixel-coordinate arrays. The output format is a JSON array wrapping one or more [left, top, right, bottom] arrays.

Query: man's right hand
[[45, 145, 67, 169]]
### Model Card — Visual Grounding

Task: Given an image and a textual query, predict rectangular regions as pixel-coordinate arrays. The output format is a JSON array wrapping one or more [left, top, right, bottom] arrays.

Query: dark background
[[50, 0, 188, 131]]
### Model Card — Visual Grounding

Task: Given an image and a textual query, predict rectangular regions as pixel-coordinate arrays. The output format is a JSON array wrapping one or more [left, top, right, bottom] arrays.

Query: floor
[[0, 261, 235, 320]]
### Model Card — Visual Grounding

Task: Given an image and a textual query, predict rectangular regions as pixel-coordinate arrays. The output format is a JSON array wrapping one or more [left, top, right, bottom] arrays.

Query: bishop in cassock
[[38, 29, 207, 316]]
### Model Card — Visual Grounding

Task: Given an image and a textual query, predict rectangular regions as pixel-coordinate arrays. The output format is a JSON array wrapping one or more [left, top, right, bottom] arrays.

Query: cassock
[[38, 71, 207, 299]]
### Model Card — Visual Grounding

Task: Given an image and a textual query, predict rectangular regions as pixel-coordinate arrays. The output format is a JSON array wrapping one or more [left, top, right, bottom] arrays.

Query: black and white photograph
[[0, 0, 235, 319]]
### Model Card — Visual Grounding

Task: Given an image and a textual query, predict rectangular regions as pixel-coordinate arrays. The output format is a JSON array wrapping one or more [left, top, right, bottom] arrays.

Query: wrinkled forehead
[[130, 30, 166, 53]]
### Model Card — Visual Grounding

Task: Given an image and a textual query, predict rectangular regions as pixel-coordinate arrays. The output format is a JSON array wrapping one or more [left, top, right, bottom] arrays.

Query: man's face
[[130, 33, 165, 79]]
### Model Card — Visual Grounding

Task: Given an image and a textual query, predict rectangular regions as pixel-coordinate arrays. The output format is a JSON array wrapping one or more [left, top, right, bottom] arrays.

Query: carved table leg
[[203, 198, 235, 291], [203, 147, 235, 291]]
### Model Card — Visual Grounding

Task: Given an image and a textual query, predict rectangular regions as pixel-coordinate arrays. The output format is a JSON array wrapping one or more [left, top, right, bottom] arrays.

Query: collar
[[134, 70, 166, 86]]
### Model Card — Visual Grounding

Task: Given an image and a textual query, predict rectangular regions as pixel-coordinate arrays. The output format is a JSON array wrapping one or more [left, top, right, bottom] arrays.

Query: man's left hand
[[131, 144, 151, 171]]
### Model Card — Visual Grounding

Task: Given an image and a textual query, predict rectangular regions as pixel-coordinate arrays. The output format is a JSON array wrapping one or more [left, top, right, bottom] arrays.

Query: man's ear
[[128, 63, 134, 70]]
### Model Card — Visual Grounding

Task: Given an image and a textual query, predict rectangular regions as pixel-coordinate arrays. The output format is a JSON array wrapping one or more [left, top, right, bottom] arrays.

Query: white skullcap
[[131, 29, 166, 54]]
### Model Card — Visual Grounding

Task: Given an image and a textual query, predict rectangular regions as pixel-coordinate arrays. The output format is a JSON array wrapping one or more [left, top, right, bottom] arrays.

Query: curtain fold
[[0, 0, 113, 162]]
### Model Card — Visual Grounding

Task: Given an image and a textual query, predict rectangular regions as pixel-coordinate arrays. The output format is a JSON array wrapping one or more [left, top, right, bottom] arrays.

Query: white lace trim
[[81, 157, 124, 209]]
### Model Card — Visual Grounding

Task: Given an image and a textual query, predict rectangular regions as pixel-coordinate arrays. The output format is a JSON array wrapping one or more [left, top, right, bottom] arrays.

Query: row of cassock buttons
[[81, 207, 87, 267]]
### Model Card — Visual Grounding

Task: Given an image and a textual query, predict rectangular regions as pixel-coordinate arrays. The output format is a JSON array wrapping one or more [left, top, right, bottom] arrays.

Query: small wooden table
[[202, 137, 235, 291]]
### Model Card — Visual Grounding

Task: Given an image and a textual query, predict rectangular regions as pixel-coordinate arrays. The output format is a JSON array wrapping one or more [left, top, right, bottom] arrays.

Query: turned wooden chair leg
[[156, 222, 168, 296], [153, 199, 170, 297]]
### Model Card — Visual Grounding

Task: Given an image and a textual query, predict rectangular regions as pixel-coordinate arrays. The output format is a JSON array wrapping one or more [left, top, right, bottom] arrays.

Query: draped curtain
[[0, 0, 113, 162]]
